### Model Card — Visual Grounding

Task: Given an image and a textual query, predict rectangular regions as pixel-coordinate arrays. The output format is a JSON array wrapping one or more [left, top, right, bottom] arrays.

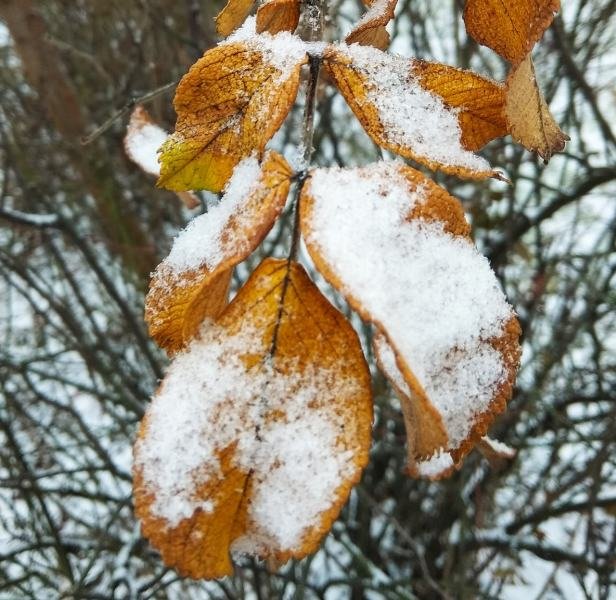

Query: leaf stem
[[269, 1, 324, 358]]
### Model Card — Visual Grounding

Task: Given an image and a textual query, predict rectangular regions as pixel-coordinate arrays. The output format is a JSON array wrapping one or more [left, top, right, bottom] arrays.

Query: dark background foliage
[[0, 0, 614, 598]]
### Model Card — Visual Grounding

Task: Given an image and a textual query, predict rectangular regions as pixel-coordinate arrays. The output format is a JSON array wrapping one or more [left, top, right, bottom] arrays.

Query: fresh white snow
[[134, 320, 359, 552], [305, 162, 514, 449]]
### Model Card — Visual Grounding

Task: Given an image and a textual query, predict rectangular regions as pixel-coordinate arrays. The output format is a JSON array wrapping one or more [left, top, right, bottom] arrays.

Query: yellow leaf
[[124, 106, 199, 209], [300, 162, 521, 476], [411, 60, 508, 151], [134, 257, 373, 579], [146, 151, 293, 354], [505, 54, 569, 161], [216, 0, 255, 38], [158, 41, 307, 192], [345, 0, 398, 50], [256, 0, 300, 35], [322, 45, 499, 179], [463, 0, 561, 65]]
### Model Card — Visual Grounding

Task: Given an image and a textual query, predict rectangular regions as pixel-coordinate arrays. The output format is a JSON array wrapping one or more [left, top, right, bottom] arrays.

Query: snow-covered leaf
[[134, 257, 372, 579], [146, 151, 292, 354], [322, 45, 499, 179], [301, 162, 521, 472]]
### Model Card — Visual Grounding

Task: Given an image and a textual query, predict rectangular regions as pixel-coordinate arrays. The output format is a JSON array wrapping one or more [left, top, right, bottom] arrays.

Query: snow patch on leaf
[[164, 156, 262, 273], [227, 16, 315, 78], [328, 44, 490, 173], [135, 321, 358, 547]]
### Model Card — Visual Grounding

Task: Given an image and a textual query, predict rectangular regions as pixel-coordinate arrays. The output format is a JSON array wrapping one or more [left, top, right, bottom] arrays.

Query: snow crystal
[[125, 120, 168, 176], [306, 163, 514, 447], [163, 156, 261, 272], [134, 321, 359, 550], [336, 44, 490, 173]]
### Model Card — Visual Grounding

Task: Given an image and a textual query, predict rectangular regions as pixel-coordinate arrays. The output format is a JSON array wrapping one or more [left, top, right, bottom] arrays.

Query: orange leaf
[[124, 106, 199, 209], [345, 0, 398, 50], [256, 0, 300, 35], [146, 151, 292, 354], [134, 257, 373, 579], [411, 60, 508, 151], [216, 0, 255, 37], [464, 0, 560, 65], [300, 162, 521, 475], [322, 45, 499, 179], [158, 39, 307, 192], [505, 54, 568, 161]]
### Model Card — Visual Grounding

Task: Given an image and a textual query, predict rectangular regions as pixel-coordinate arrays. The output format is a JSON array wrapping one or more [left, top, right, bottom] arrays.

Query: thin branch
[[81, 80, 178, 145]]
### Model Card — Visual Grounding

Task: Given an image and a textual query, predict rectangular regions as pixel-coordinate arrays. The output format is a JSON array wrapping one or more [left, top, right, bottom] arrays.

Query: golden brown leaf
[[146, 151, 293, 354], [256, 0, 300, 35], [300, 162, 521, 477], [322, 46, 498, 179], [134, 257, 373, 579], [124, 106, 199, 209], [412, 60, 508, 151], [158, 42, 307, 192], [345, 0, 397, 50], [216, 0, 255, 37], [463, 0, 560, 65], [505, 54, 569, 161]]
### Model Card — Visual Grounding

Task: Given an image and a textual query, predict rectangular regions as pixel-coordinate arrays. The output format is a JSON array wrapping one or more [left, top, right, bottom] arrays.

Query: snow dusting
[[227, 17, 319, 79], [335, 44, 490, 173], [414, 451, 454, 479], [135, 321, 358, 551], [305, 163, 514, 448], [163, 156, 261, 272], [125, 117, 168, 176]]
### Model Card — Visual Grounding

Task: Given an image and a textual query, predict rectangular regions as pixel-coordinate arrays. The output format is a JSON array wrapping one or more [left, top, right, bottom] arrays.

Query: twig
[[81, 80, 178, 145]]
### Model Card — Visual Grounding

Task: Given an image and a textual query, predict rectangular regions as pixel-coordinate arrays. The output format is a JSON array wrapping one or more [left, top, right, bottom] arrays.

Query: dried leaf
[[134, 257, 373, 579], [124, 106, 199, 209], [146, 151, 292, 354], [216, 0, 255, 37], [463, 0, 560, 65], [505, 54, 568, 161], [345, 0, 397, 50], [477, 436, 516, 466], [322, 45, 498, 179], [301, 162, 521, 474], [256, 0, 300, 35], [158, 40, 307, 192], [412, 60, 508, 151]]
